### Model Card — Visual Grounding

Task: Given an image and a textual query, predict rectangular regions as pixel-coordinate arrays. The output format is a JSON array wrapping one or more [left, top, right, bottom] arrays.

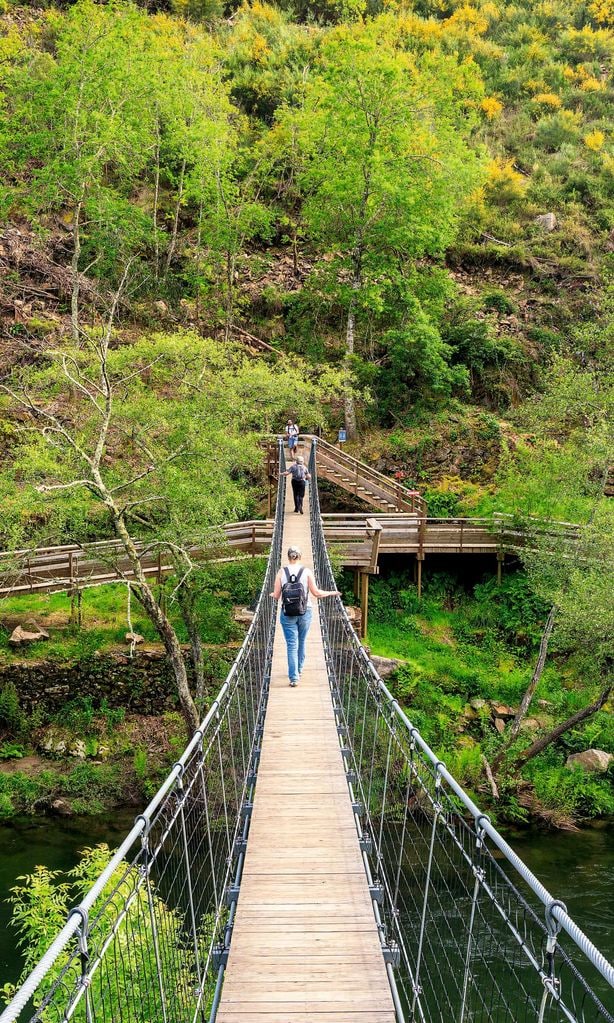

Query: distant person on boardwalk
[[282, 455, 310, 514], [285, 419, 299, 454], [271, 545, 340, 686]]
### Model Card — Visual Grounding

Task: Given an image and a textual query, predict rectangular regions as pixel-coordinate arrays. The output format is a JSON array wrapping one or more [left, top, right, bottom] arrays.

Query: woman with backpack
[[271, 545, 340, 686], [282, 455, 310, 514]]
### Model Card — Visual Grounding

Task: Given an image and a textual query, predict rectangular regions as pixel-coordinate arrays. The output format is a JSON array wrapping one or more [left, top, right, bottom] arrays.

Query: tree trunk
[[344, 263, 361, 440], [109, 511, 199, 735], [165, 158, 186, 274], [177, 584, 206, 712], [513, 684, 612, 768], [153, 117, 161, 281], [71, 201, 82, 341], [224, 247, 236, 343], [493, 605, 557, 769]]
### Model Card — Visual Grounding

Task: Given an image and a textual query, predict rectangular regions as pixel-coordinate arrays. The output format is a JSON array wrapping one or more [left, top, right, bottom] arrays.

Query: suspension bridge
[[1, 439, 612, 1023]]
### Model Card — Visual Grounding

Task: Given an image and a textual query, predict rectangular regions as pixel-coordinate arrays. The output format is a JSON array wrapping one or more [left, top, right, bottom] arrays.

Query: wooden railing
[[0, 521, 273, 599], [301, 435, 427, 515], [323, 514, 580, 566]]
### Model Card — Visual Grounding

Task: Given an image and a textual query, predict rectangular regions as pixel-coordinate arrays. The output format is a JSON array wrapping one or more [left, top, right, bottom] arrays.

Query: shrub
[[482, 288, 517, 315], [0, 682, 24, 735], [584, 129, 605, 150], [531, 764, 614, 818], [535, 110, 581, 150]]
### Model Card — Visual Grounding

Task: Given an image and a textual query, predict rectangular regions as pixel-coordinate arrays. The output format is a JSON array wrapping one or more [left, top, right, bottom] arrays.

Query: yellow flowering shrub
[[447, 4, 489, 34], [532, 92, 563, 107], [250, 32, 270, 62], [481, 96, 503, 118], [484, 158, 528, 203], [588, 0, 614, 26], [580, 76, 605, 91], [584, 129, 606, 150]]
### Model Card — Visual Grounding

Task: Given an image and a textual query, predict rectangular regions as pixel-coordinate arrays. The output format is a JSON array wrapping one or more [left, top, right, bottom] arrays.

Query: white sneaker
[[289, 679, 298, 687]]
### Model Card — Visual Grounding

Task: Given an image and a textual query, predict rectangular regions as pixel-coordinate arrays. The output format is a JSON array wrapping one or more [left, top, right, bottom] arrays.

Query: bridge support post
[[417, 556, 424, 600], [359, 572, 369, 639], [497, 552, 504, 585]]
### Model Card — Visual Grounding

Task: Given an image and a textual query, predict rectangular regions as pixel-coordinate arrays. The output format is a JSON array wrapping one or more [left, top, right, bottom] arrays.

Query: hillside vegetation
[[0, 0, 612, 823]]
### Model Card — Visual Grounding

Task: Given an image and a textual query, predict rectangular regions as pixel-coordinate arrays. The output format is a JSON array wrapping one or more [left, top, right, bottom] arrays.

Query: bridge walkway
[[216, 473, 396, 1022]]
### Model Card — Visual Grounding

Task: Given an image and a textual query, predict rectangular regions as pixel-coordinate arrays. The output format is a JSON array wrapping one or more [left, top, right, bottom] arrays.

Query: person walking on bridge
[[285, 419, 299, 454], [271, 545, 340, 686], [282, 455, 310, 514]]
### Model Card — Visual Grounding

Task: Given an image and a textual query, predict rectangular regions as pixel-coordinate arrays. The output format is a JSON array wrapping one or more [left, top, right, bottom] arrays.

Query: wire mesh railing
[[308, 438, 614, 1023], [0, 441, 287, 1023]]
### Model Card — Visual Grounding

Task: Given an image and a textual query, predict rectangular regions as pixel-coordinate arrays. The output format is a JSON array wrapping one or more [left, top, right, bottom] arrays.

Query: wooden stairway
[[303, 436, 426, 516]]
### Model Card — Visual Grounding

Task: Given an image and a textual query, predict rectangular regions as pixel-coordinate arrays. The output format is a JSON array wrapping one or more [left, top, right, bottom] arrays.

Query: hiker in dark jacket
[[282, 455, 310, 514], [271, 545, 339, 686]]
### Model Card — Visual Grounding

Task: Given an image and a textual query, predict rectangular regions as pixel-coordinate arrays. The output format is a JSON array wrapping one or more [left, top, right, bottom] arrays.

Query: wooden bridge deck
[[216, 477, 396, 1022]]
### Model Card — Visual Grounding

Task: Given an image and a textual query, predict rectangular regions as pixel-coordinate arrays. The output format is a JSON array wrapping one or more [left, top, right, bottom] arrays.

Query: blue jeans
[[280, 607, 313, 682]]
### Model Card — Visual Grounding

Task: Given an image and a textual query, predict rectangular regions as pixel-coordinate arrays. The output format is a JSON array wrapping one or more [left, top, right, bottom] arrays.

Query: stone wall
[[0, 648, 233, 716]]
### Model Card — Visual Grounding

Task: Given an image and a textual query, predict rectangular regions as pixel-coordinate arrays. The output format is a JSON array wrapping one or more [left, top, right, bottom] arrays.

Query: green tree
[[492, 356, 613, 770], [0, 1, 159, 336], [0, 846, 205, 1021], [1, 319, 343, 731], [289, 19, 484, 434]]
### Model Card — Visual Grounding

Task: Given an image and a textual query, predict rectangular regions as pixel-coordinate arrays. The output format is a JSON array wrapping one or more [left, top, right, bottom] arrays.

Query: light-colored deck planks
[[216, 473, 396, 1023]]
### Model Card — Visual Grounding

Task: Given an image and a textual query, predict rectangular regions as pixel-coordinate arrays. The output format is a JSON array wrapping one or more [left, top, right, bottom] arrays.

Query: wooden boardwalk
[[216, 476, 396, 1022]]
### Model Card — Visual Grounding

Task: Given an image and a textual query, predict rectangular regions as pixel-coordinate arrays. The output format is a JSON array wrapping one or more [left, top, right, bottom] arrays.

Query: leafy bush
[[0, 682, 24, 735], [531, 764, 614, 818]]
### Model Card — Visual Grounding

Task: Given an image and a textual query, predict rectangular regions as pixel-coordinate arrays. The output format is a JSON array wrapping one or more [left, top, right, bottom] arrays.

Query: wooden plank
[[216, 474, 396, 1023]]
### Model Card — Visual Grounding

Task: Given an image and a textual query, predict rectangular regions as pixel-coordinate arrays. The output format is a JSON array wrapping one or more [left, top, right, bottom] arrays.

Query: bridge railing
[[0, 520, 273, 599], [0, 442, 286, 1023], [308, 439, 613, 1023]]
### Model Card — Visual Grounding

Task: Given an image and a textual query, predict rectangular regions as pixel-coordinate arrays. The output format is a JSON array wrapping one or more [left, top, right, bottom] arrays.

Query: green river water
[[0, 816, 612, 993]]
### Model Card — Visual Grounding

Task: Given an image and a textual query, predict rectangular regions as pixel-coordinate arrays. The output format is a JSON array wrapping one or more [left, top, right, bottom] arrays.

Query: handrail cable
[[308, 437, 613, 1023]]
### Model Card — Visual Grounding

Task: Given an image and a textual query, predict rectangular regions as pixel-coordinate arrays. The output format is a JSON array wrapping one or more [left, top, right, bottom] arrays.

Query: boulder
[[8, 622, 50, 645], [370, 655, 402, 680], [491, 702, 515, 718], [345, 605, 362, 628], [51, 798, 73, 817], [494, 718, 506, 734], [39, 730, 67, 756], [519, 717, 542, 731], [470, 698, 486, 710], [233, 607, 255, 625], [535, 212, 557, 232], [566, 749, 613, 774], [67, 739, 87, 759], [125, 632, 144, 645]]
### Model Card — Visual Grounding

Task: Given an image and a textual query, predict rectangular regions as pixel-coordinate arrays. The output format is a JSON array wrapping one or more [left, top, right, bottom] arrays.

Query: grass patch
[[359, 568, 614, 822], [0, 558, 268, 663]]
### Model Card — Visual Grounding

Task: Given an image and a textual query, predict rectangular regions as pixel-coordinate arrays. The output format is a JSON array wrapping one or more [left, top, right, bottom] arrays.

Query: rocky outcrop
[[566, 749, 613, 773], [369, 655, 403, 679], [9, 620, 50, 645], [535, 212, 557, 232]]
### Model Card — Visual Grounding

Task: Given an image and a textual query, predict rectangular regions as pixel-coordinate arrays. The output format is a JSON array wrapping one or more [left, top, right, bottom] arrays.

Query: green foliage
[[0, 742, 25, 760], [366, 563, 612, 820], [2, 846, 206, 1017], [0, 682, 23, 734], [529, 764, 614, 818]]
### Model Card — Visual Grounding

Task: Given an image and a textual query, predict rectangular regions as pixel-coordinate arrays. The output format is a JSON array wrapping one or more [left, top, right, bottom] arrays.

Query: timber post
[[417, 556, 423, 600], [497, 552, 504, 585], [359, 571, 369, 639]]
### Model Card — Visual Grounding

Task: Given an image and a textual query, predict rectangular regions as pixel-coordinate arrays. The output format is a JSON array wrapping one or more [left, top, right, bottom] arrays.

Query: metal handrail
[[0, 441, 287, 1023], [309, 437, 614, 1022]]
